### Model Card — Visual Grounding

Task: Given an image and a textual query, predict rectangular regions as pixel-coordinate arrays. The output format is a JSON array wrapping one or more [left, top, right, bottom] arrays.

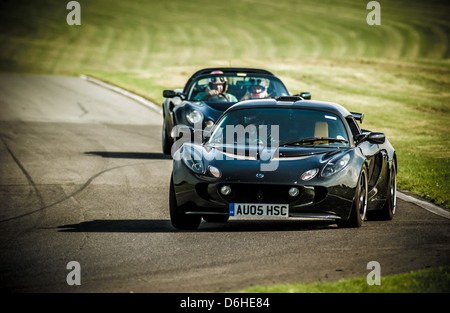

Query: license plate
[[229, 203, 289, 218]]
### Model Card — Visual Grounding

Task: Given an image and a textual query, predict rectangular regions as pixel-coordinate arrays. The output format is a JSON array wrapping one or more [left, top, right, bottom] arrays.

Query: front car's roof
[[227, 97, 353, 119]]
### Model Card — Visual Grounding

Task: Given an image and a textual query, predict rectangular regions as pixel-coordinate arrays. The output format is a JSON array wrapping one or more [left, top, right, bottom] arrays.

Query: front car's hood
[[201, 144, 348, 183]]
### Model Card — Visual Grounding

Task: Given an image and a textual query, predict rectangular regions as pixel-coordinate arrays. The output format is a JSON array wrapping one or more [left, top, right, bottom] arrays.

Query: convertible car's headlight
[[181, 145, 205, 174], [301, 168, 319, 181], [322, 153, 351, 177], [186, 109, 203, 125]]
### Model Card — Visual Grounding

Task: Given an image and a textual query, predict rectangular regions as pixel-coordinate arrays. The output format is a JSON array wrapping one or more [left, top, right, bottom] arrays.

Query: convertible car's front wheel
[[162, 122, 172, 155], [169, 176, 201, 230], [338, 165, 368, 228]]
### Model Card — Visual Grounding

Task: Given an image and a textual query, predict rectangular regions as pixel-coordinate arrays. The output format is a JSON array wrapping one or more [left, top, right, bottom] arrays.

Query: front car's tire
[[338, 165, 368, 228], [169, 176, 201, 230], [203, 215, 229, 223]]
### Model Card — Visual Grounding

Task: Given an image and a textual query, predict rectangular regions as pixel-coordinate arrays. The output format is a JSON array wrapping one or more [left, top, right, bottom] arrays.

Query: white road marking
[[80, 75, 162, 115], [398, 191, 450, 219]]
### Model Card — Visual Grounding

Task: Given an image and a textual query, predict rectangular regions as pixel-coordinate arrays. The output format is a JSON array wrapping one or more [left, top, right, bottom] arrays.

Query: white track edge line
[[80, 75, 162, 115], [397, 191, 450, 219]]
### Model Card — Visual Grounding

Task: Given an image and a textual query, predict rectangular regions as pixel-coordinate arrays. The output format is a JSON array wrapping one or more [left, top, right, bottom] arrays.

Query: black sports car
[[169, 96, 397, 230], [162, 68, 311, 155]]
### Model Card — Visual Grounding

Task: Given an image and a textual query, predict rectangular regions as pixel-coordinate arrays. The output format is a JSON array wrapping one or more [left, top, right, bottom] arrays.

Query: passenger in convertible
[[241, 78, 270, 100]]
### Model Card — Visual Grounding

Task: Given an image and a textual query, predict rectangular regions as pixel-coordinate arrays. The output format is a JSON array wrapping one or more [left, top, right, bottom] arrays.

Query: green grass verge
[[237, 266, 450, 293], [0, 0, 449, 210]]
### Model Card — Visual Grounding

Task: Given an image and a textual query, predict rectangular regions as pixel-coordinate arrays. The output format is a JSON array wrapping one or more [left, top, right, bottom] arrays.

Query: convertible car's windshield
[[208, 108, 350, 148], [188, 74, 289, 103]]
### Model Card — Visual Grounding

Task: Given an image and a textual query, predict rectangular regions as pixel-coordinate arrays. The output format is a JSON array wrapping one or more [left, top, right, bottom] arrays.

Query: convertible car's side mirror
[[354, 132, 386, 145], [163, 90, 186, 100], [299, 92, 311, 100], [163, 90, 176, 98]]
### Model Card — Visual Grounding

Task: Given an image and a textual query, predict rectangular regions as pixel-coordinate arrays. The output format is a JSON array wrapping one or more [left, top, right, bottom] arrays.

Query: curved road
[[0, 74, 448, 292]]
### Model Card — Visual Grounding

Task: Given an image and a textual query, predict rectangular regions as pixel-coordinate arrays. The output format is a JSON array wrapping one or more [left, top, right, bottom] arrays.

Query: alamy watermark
[[66, 1, 81, 26], [367, 261, 381, 285], [366, 1, 381, 26], [66, 2, 380, 27], [66, 261, 81, 285], [171, 121, 280, 172], [65, 260, 380, 286]]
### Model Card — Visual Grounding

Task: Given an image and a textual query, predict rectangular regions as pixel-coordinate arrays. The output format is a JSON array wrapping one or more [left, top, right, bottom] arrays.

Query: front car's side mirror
[[354, 132, 385, 145], [367, 132, 385, 144]]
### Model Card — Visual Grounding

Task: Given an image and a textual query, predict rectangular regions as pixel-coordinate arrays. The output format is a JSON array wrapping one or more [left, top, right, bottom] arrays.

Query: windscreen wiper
[[280, 137, 348, 147]]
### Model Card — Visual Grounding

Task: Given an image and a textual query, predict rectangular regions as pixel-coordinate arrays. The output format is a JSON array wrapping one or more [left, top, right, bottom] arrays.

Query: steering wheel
[[204, 93, 229, 102]]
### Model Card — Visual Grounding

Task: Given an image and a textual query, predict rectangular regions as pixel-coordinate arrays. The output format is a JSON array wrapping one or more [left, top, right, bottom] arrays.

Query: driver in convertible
[[194, 74, 238, 102]]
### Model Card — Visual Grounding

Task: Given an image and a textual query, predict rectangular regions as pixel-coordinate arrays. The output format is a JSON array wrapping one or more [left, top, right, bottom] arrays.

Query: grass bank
[[236, 266, 450, 293], [0, 0, 449, 210]]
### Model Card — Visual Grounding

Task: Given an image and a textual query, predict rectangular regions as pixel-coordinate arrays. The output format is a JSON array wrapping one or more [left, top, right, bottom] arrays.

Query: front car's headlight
[[181, 145, 205, 174], [322, 153, 351, 177], [186, 109, 203, 125], [208, 165, 221, 178]]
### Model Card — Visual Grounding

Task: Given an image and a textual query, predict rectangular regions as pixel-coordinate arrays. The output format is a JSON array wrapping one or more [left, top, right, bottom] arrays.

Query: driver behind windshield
[[193, 72, 238, 102]]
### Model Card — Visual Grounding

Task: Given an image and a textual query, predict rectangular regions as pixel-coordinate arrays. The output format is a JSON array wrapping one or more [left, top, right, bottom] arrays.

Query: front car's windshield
[[188, 73, 289, 104], [208, 108, 350, 148]]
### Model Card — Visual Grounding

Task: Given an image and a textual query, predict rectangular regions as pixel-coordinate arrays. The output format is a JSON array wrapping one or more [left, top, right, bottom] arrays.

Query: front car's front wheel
[[169, 176, 201, 230], [338, 166, 368, 228]]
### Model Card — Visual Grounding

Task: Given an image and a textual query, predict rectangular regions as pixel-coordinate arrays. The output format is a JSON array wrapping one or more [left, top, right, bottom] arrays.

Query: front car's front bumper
[[172, 158, 359, 221]]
